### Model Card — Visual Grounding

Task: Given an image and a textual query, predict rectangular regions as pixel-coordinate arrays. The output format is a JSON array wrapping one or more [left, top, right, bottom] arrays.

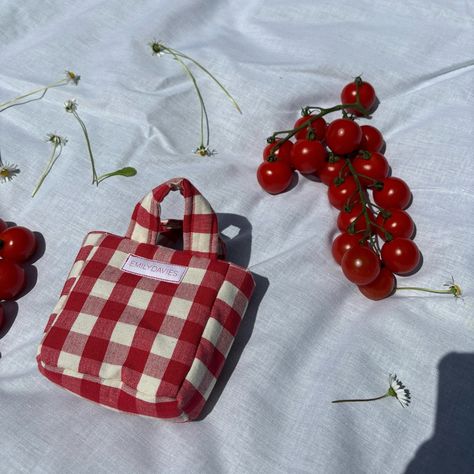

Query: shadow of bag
[[37, 177, 255, 421]]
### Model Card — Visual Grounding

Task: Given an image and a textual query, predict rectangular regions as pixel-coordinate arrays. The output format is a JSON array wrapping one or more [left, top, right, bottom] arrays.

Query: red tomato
[[358, 267, 396, 300], [0, 226, 37, 263], [319, 159, 347, 186], [373, 177, 412, 210], [328, 177, 359, 210], [352, 152, 389, 187], [381, 238, 421, 275], [291, 139, 327, 174], [0, 303, 4, 329], [375, 209, 415, 241], [341, 246, 381, 285], [294, 115, 327, 141], [340, 79, 376, 116], [360, 125, 384, 152], [337, 203, 374, 233], [331, 233, 366, 265], [0, 259, 26, 300], [326, 119, 362, 155], [0, 218, 7, 233], [263, 139, 293, 166], [257, 161, 293, 194]]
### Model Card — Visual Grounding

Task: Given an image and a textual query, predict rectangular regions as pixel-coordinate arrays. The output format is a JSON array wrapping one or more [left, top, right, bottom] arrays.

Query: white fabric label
[[121, 254, 187, 283]]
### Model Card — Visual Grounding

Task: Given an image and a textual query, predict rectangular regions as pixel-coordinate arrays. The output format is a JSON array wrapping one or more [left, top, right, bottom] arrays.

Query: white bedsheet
[[1, 1, 473, 472]]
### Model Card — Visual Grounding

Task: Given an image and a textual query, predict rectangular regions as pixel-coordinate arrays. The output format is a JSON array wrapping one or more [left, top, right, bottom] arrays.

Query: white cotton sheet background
[[1, 0, 473, 472]]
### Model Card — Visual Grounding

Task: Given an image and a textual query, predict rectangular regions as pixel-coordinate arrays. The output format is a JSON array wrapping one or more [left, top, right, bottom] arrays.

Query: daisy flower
[[64, 100, 136, 186], [32, 134, 68, 197], [0, 70, 80, 112], [149, 40, 241, 156], [0, 161, 20, 183], [64, 98, 78, 113], [388, 373, 411, 408], [332, 373, 411, 408]]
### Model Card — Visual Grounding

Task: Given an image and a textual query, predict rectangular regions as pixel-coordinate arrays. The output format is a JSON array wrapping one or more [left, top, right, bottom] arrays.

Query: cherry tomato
[[337, 203, 374, 233], [319, 159, 347, 186], [0, 259, 26, 300], [331, 233, 366, 265], [328, 177, 359, 210], [375, 209, 415, 241], [257, 161, 293, 194], [358, 267, 396, 300], [340, 79, 376, 116], [352, 152, 389, 187], [381, 238, 420, 275], [294, 115, 327, 141], [341, 246, 381, 285], [0, 303, 4, 329], [326, 119, 362, 155], [373, 177, 412, 210], [0, 218, 7, 233], [0, 226, 37, 263], [360, 125, 384, 152], [263, 139, 294, 166], [291, 139, 327, 174]]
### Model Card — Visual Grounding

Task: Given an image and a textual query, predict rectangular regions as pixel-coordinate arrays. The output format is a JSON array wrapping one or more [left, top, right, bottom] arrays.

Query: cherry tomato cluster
[[0, 218, 37, 329], [257, 78, 421, 300]]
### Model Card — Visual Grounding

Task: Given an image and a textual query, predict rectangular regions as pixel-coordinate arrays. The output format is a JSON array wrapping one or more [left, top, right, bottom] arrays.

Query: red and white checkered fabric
[[37, 178, 255, 421]]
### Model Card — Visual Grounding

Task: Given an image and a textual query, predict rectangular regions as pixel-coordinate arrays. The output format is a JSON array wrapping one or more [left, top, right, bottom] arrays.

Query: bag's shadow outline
[[405, 352, 474, 474], [197, 213, 269, 420]]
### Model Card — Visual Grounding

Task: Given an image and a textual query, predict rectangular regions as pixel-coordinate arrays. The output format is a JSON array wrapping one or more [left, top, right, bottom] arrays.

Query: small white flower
[[65, 70, 81, 85], [0, 162, 20, 183], [388, 374, 411, 407], [46, 133, 68, 146], [194, 146, 216, 157], [64, 98, 77, 113]]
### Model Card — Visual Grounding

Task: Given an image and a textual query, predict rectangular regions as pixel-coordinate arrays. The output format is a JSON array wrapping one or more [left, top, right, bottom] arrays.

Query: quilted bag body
[[37, 178, 255, 421]]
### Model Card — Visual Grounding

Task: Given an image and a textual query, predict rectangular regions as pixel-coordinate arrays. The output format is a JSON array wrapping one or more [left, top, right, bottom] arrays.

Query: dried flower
[[32, 134, 68, 197], [194, 146, 216, 157], [332, 373, 411, 408], [149, 40, 241, 156], [65, 70, 81, 85], [64, 98, 78, 113], [46, 133, 68, 146], [64, 100, 137, 186], [149, 40, 165, 56], [397, 276, 462, 299], [0, 70, 81, 112]]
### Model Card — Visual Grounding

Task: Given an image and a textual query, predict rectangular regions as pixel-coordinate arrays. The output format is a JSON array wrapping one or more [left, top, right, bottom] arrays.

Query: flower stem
[[165, 46, 242, 114], [0, 78, 68, 112], [332, 393, 389, 404], [72, 110, 98, 185], [165, 48, 210, 148], [32, 143, 62, 197], [396, 286, 461, 296]]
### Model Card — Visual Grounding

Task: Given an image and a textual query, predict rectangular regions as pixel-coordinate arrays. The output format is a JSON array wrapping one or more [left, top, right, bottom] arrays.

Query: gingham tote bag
[[37, 177, 255, 421]]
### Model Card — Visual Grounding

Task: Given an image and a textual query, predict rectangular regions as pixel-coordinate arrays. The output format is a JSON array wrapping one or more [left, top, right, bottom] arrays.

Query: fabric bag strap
[[126, 177, 220, 258]]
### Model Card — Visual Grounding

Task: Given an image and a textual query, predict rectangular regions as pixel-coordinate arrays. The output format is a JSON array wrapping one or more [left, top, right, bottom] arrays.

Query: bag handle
[[126, 177, 220, 258]]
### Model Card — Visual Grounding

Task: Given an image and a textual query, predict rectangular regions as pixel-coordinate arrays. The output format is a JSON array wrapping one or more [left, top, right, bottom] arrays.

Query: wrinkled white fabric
[[1, 1, 473, 473]]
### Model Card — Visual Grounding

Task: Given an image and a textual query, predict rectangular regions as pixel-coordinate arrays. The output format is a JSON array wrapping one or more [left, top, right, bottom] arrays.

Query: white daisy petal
[[0, 162, 20, 183]]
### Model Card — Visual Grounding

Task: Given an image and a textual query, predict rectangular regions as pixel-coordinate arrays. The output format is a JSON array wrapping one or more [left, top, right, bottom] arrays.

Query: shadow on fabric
[[198, 213, 269, 420], [405, 352, 474, 474]]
